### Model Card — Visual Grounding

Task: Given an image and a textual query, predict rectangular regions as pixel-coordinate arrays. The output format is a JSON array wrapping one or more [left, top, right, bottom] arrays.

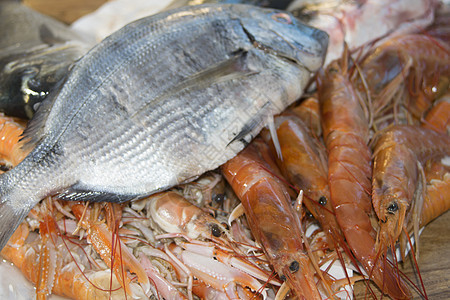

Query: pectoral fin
[[57, 183, 138, 203]]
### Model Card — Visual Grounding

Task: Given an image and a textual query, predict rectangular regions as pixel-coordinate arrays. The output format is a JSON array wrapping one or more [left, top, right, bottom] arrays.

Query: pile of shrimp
[[1, 11, 450, 300]]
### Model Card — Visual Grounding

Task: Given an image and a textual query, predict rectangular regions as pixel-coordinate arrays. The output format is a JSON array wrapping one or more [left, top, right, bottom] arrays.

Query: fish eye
[[271, 13, 292, 24], [211, 223, 222, 237], [213, 193, 225, 203], [0, 163, 12, 172], [387, 202, 399, 214]]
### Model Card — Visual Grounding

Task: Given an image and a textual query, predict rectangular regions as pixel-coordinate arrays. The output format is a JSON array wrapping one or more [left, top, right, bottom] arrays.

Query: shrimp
[[1, 200, 147, 299], [147, 191, 230, 241], [167, 242, 267, 300], [261, 110, 343, 249], [289, 96, 322, 137], [318, 52, 411, 299], [372, 125, 450, 250], [359, 34, 450, 125], [146, 191, 277, 299], [0, 113, 28, 171], [222, 138, 323, 299], [422, 95, 450, 134], [70, 202, 151, 297], [420, 160, 450, 228]]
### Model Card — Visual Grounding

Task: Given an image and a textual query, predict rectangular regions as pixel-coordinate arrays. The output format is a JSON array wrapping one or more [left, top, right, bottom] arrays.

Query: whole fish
[[0, 4, 328, 251], [0, 0, 93, 119]]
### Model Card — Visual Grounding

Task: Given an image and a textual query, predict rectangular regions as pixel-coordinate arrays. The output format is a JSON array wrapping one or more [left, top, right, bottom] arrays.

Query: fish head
[[231, 5, 329, 73]]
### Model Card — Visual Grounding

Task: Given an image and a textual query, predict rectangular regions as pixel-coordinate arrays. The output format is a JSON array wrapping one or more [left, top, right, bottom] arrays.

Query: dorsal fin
[[267, 114, 283, 161], [228, 101, 272, 146], [20, 77, 65, 152]]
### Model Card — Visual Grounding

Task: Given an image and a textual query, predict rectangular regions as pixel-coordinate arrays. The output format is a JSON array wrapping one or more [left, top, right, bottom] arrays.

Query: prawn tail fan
[[0, 200, 30, 252]]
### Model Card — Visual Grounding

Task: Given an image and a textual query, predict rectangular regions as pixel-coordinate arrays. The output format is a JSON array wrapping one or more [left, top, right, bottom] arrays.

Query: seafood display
[[0, 0, 449, 299], [0, 0, 94, 119]]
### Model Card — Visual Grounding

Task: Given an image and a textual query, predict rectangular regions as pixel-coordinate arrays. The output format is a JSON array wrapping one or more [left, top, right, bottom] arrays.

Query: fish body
[[0, 4, 328, 251], [0, 0, 93, 119]]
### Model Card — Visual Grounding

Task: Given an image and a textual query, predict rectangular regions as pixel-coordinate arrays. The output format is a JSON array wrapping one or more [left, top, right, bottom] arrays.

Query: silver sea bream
[[0, 4, 328, 251]]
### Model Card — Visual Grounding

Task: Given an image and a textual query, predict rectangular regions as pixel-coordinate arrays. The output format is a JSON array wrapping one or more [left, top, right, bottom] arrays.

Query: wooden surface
[[24, 0, 107, 24], [19, 1, 450, 299]]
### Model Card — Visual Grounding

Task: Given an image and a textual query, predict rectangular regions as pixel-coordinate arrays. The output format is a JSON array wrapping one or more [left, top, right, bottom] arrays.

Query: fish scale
[[0, 4, 328, 251]]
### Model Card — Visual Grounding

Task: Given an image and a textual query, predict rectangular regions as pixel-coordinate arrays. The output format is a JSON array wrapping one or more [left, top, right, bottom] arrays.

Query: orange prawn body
[[70, 202, 150, 297], [289, 97, 322, 137], [222, 138, 321, 300], [262, 111, 342, 247], [0, 113, 27, 170], [372, 125, 450, 246], [422, 95, 450, 134], [318, 57, 411, 299], [420, 163, 450, 228], [414, 156, 450, 229], [1, 206, 123, 300]]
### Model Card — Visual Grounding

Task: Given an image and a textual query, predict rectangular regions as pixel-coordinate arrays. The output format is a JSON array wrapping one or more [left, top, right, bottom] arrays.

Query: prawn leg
[[71, 203, 150, 296]]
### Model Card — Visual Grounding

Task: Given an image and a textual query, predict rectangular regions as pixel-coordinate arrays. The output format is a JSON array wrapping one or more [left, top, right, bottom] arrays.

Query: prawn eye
[[318, 196, 327, 206], [289, 260, 299, 273], [0, 163, 12, 172], [211, 224, 222, 237], [271, 12, 292, 24], [387, 202, 399, 214], [213, 193, 225, 203]]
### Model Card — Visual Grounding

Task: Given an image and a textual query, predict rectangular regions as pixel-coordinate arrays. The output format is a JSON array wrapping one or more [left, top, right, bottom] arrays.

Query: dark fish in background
[[0, 4, 328, 251], [0, 0, 94, 119]]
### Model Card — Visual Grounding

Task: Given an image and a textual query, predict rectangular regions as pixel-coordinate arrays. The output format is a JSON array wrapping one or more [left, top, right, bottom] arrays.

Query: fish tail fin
[[0, 201, 30, 252]]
